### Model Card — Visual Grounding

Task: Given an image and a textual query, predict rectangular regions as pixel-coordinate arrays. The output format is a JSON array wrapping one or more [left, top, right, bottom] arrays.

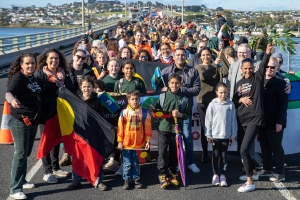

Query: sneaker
[[239, 173, 259, 181], [53, 169, 69, 177], [220, 175, 227, 187], [269, 174, 285, 182], [167, 174, 179, 186], [59, 153, 72, 166], [259, 169, 273, 177], [97, 182, 108, 191], [201, 154, 209, 163], [104, 157, 119, 171], [158, 174, 170, 189], [237, 182, 255, 192], [123, 179, 130, 190], [212, 175, 220, 186], [188, 163, 200, 173], [22, 182, 35, 189], [67, 182, 81, 190], [115, 163, 123, 175], [134, 178, 143, 189], [43, 173, 58, 183], [10, 192, 27, 199]]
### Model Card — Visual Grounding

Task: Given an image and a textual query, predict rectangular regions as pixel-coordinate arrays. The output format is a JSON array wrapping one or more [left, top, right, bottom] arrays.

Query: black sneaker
[[67, 182, 81, 190], [201, 154, 209, 163], [97, 182, 108, 191], [123, 179, 130, 190], [134, 178, 143, 189]]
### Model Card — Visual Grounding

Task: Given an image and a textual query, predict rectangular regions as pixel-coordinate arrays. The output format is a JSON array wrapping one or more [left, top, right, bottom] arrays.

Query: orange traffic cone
[[0, 101, 14, 144]]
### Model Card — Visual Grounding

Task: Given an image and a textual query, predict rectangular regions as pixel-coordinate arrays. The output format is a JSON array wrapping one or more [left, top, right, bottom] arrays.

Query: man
[[128, 30, 153, 59], [157, 48, 201, 173], [126, 24, 134, 37]]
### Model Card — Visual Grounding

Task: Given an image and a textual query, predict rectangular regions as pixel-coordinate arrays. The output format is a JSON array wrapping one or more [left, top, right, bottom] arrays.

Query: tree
[[46, 3, 52, 7], [216, 7, 223, 12]]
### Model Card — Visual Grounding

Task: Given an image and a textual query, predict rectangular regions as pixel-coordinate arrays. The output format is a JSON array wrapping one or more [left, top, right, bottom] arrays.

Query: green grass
[[95, 11, 125, 17]]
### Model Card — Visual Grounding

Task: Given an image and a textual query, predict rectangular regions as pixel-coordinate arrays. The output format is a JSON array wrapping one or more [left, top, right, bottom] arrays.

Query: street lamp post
[[181, 0, 184, 24], [82, 0, 85, 27]]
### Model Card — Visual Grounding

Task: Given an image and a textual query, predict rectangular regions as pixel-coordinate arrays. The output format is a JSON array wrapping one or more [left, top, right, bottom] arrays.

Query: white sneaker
[[239, 173, 259, 181], [212, 175, 220, 186], [115, 163, 123, 175], [22, 182, 35, 189], [53, 169, 69, 177], [104, 157, 119, 171], [43, 173, 58, 183], [188, 163, 200, 173], [10, 192, 27, 199], [237, 182, 255, 192]]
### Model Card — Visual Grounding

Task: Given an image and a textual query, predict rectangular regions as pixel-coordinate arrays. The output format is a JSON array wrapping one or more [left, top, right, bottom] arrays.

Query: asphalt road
[[0, 59, 299, 200]]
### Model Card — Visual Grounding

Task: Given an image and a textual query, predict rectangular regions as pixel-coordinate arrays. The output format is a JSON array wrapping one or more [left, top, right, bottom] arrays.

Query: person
[[215, 13, 231, 48], [118, 34, 127, 50], [137, 49, 152, 61], [254, 30, 268, 61], [34, 48, 75, 184], [223, 46, 237, 65], [232, 43, 274, 193], [117, 90, 152, 190], [154, 74, 191, 189], [102, 59, 122, 92], [157, 48, 200, 173], [107, 38, 119, 59], [259, 57, 288, 182], [118, 46, 133, 61], [187, 40, 207, 67], [100, 31, 109, 47], [205, 82, 237, 187], [186, 39, 197, 55], [128, 30, 153, 59], [67, 75, 107, 191], [77, 34, 95, 68], [94, 79, 106, 94], [174, 40, 191, 60], [154, 43, 174, 64], [6, 53, 42, 200], [126, 24, 134, 37], [114, 60, 146, 94], [91, 40, 107, 58], [94, 50, 109, 79], [195, 47, 229, 163]]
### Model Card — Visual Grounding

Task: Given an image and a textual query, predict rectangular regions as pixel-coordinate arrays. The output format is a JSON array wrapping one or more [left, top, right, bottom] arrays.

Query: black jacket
[[264, 75, 288, 129], [215, 16, 230, 39], [69, 63, 96, 92], [78, 92, 103, 117]]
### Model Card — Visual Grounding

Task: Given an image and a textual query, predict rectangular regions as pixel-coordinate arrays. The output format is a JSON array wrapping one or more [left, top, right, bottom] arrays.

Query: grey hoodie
[[205, 98, 238, 139]]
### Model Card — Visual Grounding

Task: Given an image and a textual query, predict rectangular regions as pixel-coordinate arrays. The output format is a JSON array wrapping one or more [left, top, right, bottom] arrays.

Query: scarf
[[43, 66, 65, 87], [160, 55, 173, 64]]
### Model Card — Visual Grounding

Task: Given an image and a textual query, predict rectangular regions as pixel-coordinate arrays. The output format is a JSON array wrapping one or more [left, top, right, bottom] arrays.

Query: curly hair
[[118, 46, 133, 60], [136, 49, 152, 61], [37, 48, 68, 71], [8, 53, 36, 86], [106, 38, 118, 53]]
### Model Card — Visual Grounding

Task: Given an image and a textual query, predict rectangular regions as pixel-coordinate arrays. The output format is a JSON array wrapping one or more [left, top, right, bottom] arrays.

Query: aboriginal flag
[[37, 87, 115, 186]]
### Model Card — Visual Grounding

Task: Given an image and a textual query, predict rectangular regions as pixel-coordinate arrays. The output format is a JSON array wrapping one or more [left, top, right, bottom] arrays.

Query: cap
[[92, 40, 101, 48], [81, 34, 92, 44], [272, 52, 283, 60]]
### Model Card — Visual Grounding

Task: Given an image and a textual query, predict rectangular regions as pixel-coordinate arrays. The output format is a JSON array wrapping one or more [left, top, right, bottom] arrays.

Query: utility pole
[[125, 0, 127, 18], [82, 0, 85, 27], [181, 0, 184, 24]]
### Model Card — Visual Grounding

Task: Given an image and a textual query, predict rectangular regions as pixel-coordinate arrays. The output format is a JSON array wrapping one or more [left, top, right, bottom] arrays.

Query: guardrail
[[0, 18, 128, 54]]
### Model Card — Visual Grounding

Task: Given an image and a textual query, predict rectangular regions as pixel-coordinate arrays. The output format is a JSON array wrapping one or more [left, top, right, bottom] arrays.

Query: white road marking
[[6, 159, 42, 200], [254, 153, 297, 200]]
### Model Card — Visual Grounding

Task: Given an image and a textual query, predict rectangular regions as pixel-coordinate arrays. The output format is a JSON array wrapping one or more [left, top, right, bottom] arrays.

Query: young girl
[[93, 51, 108, 80], [68, 75, 107, 191], [205, 82, 237, 187], [102, 59, 121, 92]]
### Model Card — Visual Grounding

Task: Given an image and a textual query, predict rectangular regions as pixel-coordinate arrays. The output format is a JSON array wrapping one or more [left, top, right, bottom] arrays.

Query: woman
[[259, 57, 288, 182], [155, 42, 173, 64], [232, 43, 273, 193], [137, 49, 152, 61], [34, 48, 75, 184], [6, 53, 42, 200], [195, 47, 229, 163], [107, 38, 119, 59]]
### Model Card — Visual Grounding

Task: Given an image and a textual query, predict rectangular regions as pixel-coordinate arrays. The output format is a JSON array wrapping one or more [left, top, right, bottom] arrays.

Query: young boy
[[154, 74, 191, 189], [117, 90, 152, 190]]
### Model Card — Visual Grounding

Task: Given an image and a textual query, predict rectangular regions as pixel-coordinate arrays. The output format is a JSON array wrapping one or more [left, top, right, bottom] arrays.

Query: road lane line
[[6, 159, 42, 200], [254, 153, 297, 200]]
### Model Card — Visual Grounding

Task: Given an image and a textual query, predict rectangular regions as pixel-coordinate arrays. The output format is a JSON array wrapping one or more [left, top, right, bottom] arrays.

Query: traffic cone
[[0, 101, 14, 144]]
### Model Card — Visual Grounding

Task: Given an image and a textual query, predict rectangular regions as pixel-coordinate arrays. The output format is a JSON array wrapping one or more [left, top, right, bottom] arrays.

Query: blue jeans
[[182, 116, 195, 165], [8, 116, 38, 194], [122, 150, 139, 181]]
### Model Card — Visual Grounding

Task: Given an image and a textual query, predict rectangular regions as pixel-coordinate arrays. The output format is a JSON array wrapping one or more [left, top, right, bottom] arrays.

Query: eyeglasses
[[266, 66, 276, 69], [238, 52, 247, 54], [139, 56, 148, 59], [75, 55, 86, 60]]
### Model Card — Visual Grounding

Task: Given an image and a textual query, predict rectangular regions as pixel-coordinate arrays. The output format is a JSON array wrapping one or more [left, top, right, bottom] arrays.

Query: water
[[0, 27, 59, 37]]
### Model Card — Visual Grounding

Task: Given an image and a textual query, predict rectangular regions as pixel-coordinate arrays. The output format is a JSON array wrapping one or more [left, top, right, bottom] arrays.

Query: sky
[[1, 0, 300, 11]]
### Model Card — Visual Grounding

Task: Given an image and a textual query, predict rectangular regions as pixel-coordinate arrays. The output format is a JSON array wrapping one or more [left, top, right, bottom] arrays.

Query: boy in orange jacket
[[117, 90, 152, 190]]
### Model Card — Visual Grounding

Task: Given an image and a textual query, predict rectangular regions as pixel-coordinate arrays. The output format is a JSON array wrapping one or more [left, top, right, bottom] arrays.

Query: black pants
[[236, 117, 245, 154], [157, 131, 177, 176], [212, 139, 229, 175], [240, 125, 260, 176], [197, 104, 208, 156], [259, 127, 285, 174]]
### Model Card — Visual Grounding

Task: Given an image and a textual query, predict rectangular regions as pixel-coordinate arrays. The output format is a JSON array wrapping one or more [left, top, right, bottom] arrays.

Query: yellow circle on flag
[[140, 151, 147, 158], [156, 111, 163, 117]]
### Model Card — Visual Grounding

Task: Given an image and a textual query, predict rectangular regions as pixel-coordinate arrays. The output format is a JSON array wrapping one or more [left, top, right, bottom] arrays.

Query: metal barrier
[[0, 18, 128, 53]]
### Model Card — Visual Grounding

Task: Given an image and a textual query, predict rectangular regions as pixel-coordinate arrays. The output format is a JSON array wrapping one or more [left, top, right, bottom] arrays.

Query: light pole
[[171, 0, 172, 16], [181, 0, 184, 24], [82, 0, 85, 27], [125, 0, 127, 18]]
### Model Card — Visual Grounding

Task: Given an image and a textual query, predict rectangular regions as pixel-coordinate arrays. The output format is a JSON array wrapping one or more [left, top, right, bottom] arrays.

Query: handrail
[[0, 18, 128, 53]]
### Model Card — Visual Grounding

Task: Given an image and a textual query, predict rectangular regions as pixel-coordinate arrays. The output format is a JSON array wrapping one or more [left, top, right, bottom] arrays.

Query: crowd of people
[[6, 13, 291, 199]]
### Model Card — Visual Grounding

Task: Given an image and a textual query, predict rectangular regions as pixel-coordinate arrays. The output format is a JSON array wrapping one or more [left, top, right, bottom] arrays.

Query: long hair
[[8, 53, 36, 86], [118, 46, 133, 60], [107, 38, 118, 53], [37, 48, 68, 71]]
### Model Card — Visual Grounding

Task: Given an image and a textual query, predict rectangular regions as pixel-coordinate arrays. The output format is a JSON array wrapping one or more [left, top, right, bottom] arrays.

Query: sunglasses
[[279, 60, 283, 64], [75, 55, 86, 61], [266, 66, 276, 69], [139, 56, 148, 59]]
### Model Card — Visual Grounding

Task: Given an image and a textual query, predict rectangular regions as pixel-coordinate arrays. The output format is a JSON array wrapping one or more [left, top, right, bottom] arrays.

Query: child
[[117, 90, 152, 190], [94, 79, 106, 94], [205, 82, 237, 187], [186, 38, 197, 55], [114, 60, 146, 93], [67, 75, 107, 191], [154, 74, 191, 189], [102, 59, 121, 92], [93, 51, 108, 79]]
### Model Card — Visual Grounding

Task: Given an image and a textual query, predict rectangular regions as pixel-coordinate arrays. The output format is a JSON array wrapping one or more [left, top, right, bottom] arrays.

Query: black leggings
[[212, 139, 229, 175], [198, 104, 208, 156], [240, 125, 260, 176]]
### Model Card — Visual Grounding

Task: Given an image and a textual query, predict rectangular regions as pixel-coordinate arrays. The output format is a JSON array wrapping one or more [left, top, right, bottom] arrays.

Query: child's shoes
[[168, 174, 179, 186], [158, 174, 170, 189]]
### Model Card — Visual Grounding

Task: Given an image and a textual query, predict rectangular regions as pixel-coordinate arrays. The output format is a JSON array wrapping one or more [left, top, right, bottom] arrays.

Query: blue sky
[[1, 0, 300, 11]]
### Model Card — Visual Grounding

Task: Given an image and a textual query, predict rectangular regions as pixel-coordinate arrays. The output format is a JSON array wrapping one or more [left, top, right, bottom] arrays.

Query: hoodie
[[205, 98, 238, 139]]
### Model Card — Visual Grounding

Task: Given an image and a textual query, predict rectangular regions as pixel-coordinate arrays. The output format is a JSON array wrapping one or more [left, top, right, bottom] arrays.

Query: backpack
[[208, 36, 219, 53], [120, 109, 148, 127], [159, 93, 188, 113], [118, 78, 140, 93]]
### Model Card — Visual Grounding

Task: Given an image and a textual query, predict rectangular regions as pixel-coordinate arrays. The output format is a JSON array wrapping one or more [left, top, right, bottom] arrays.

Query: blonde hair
[[96, 50, 108, 58]]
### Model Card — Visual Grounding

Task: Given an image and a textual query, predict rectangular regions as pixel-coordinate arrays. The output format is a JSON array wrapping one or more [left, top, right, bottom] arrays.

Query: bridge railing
[[0, 18, 128, 54]]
